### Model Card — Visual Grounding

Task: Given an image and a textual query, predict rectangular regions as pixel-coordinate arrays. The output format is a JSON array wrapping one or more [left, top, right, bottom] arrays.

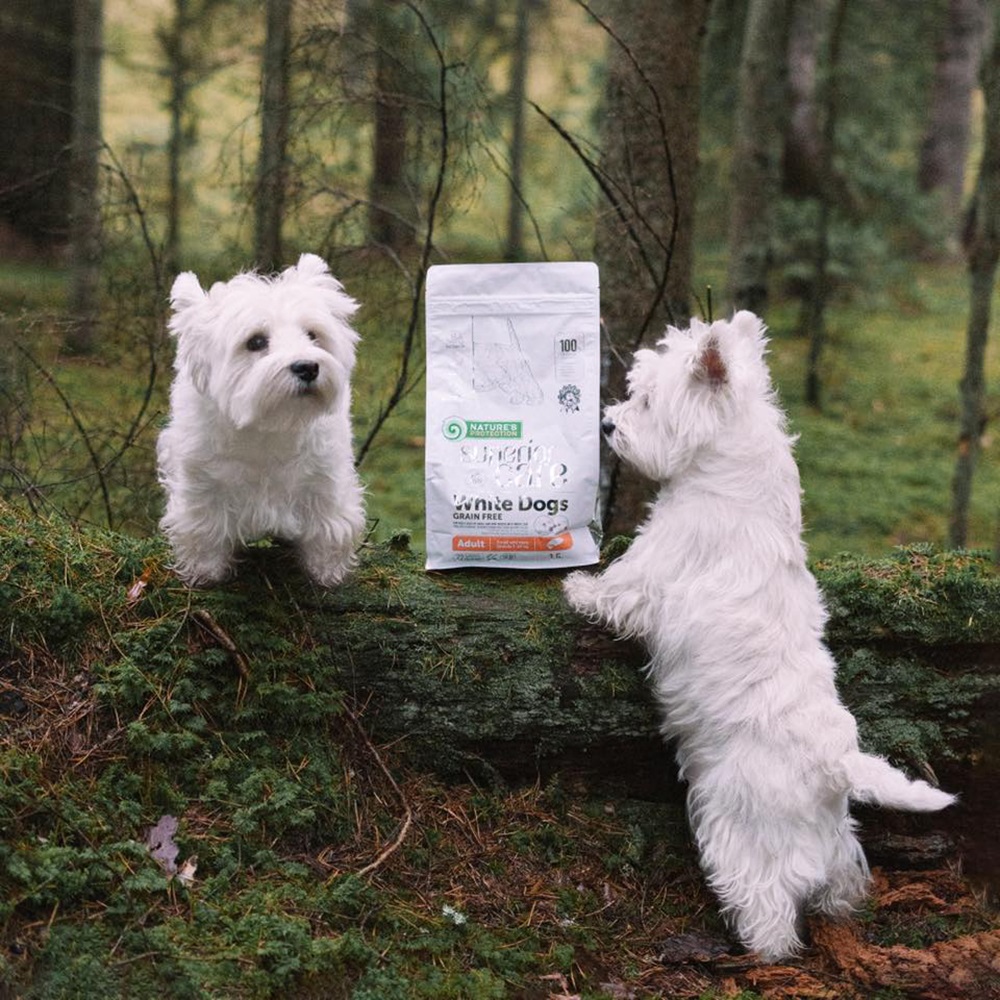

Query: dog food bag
[[425, 261, 601, 570]]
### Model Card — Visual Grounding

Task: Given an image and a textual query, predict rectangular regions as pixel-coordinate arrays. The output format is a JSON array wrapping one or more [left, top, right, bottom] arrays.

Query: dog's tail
[[843, 751, 956, 812]]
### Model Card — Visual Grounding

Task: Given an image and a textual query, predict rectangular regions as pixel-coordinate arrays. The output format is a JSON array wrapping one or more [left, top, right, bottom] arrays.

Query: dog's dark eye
[[246, 332, 269, 352], [306, 330, 319, 342]]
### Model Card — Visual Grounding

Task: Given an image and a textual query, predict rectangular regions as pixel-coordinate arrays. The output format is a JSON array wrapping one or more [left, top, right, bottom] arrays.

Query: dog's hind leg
[[692, 797, 816, 961], [702, 843, 808, 961], [810, 814, 869, 919]]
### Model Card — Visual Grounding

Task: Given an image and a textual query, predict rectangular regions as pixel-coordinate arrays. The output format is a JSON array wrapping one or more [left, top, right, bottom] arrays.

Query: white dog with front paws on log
[[157, 253, 365, 587], [563, 311, 954, 962]]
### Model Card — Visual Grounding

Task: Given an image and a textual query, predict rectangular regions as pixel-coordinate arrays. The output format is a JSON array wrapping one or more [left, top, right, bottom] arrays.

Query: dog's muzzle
[[290, 360, 320, 385], [600, 417, 616, 437]]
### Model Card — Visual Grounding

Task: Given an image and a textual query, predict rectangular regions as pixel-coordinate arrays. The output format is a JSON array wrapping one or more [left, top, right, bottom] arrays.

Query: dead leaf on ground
[[145, 814, 197, 887], [176, 854, 199, 887], [658, 931, 733, 964], [146, 815, 180, 874], [539, 970, 582, 999], [125, 568, 151, 604]]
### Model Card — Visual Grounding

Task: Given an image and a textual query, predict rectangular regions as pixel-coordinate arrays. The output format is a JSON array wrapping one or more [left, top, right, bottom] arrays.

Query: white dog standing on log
[[563, 311, 955, 961], [157, 253, 365, 587]]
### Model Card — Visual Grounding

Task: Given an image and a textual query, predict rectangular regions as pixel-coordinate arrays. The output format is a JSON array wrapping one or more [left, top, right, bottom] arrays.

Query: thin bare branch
[[14, 344, 115, 529]]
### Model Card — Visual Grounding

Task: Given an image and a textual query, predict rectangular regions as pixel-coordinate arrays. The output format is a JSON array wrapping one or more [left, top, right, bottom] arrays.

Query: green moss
[[818, 545, 1000, 644], [812, 547, 1000, 766]]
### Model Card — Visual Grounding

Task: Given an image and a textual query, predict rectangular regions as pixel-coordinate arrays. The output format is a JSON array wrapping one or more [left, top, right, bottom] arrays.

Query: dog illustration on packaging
[[471, 316, 543, 405]]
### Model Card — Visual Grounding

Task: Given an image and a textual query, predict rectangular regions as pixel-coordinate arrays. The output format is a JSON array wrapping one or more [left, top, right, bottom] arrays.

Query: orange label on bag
[[452, 532, 573, 553]]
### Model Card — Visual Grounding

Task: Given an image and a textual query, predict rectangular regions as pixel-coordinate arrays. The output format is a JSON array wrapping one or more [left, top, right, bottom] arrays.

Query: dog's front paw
[[298, 543, 358, 588], [172, 555, 235, 588], [306, 559, 355, 588], [563, 570, 601, 617], [296, 505, 365, 587]]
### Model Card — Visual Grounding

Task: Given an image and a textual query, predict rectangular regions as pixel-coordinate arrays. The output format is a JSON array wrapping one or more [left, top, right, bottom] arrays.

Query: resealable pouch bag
[[425, 261, 601, 570]]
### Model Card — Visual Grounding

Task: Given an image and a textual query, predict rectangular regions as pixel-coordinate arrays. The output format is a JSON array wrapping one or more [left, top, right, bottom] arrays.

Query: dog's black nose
[[601, 418, 616, 436], [291, 361, 320, 384]]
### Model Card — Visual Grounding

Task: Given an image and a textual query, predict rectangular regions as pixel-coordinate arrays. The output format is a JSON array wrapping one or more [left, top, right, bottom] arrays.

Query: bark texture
[[368, 1, 415, 250], [783, 0, 826, 200], [287, 543, 1000, 800], [593, 0, 711, 538], [812, 920, 1000, 1000], [255, 0, 293, 271], [2, 506, 998, 799], [0, 0, 73, 252], [65, 0, 103, 355], [950, 19, 1000, 547], [919, 0, 988, 234], [725, 0, 794, 316]]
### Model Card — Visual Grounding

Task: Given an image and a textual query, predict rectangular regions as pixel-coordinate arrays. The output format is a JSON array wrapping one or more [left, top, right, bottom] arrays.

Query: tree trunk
[[163, 0, 190, 278], [725, 0, 794, 317], [803, 0, 849, 410], [783, 0, 827, 200], [919, 0, 987, 247], [503, 0, 531, 262], [368, 1, 414, 251], [0, 0, 74, 254], [65, 0, 103, 356], [302, 547, 1000, 791], [255, 0, 292, 272], [3, 501, 999, 811], [593, 0, 711, 538], [950, 261, 994, 548], [950, 19, 1000, 548]]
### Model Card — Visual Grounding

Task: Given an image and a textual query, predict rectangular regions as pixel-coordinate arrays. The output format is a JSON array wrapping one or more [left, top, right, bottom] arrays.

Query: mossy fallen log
[[324, 543, 1000, 793], [2, 505, 998, 797]]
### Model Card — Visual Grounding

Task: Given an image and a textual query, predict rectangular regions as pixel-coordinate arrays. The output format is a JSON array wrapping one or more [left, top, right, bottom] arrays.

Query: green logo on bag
[[442, 417, 522, 441]]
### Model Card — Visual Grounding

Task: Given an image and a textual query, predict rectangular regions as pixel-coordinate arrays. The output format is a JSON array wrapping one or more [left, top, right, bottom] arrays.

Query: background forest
[[5, 4, 1000, 999], [1, 0, 999, 557]]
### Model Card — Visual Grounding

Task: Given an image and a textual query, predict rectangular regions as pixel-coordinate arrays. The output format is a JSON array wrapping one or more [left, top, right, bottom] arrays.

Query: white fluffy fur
[[157, 253, 365, 587], [564, 311, 955, 962]]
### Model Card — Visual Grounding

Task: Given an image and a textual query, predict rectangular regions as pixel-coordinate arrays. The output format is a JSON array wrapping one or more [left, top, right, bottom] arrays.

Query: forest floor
[[4, 723, 999, 999]]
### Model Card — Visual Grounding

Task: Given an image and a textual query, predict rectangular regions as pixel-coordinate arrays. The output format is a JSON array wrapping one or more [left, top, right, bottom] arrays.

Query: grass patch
[[763, 264, 1000, 557], [0, 262, 67, 313], [0, 504, 705, 998]]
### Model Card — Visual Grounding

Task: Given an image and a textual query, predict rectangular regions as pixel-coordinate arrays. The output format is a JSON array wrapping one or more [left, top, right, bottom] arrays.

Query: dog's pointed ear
[[168, 273, 211, 394], [290, 253, 360, 324], [170, 272, 206, 313], [293, 253, 329, 278], [729, 310, 768, 355], [694, 335, 728, 389]]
